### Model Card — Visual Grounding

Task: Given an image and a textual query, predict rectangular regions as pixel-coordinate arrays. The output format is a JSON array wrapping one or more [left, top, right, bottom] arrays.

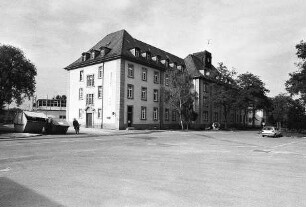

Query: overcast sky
[[1, 0, 305, 99]]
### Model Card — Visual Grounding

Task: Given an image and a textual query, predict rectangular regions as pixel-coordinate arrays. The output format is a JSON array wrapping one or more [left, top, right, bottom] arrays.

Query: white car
[[261, 126, 282, 137]]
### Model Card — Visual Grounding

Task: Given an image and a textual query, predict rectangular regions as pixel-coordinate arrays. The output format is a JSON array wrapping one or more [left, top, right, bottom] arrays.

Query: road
[[0, 130, 306, 207]]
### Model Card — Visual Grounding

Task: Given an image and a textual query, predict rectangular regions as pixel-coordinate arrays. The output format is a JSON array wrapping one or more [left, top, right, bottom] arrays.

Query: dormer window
[[177, 64, 185, 71], [100, 47, 111, 57], [146, 52, 151, 61], [152, 55, 161, 63], [91, 50, 100, 59], [82, 52, 90, 61], [135, 48, 140, 57], [170, 62, 177, 69], [165, 59, 170, 68]]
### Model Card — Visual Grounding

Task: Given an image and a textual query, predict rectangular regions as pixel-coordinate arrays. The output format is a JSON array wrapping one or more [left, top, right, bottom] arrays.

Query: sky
[[1, 0, 305, 100]]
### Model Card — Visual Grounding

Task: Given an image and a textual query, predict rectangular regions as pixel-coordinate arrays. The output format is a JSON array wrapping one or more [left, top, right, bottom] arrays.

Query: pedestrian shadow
[[0, 177, 64, 207]]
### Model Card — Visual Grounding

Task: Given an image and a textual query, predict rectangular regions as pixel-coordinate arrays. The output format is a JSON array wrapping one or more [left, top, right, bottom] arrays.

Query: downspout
[[101, 63, 104, 129]]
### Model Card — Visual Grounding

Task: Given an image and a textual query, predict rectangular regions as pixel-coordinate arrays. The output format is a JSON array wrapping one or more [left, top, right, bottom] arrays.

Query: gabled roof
[[64, 29, 185, 70], [184, 52, 219, 81]]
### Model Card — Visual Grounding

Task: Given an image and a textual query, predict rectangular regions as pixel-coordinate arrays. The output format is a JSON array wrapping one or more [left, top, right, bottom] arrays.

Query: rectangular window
[[98, 65, 103, 79], [141, 87, 147, 101], [86, 94, 94, 105], [165, 108, 169, 121], [135, 48, 140, 57], [153, 89, 159, 102], [79, 88, 83, 100], [154, 71, 160, 84], [98, 86, 102, 99], [142, 68, 147, 81], [98, 108, 102, 119], [214, 112, 218, 122], [165, 73, 169, 86], [146, 52, 151, 61], [87, 74, 95, 87], [203, 83, 208, 92], [165, 59, 169, 68], [128, 64, 134, 78], [172, 110, 177, 121], [127, 84, 134, 99], [153, 107, 158, 121], [80, 70, 84, 81], [79, 109, 83, 119], [203, 111, 208, 122], [203, 96, 208, 107], [141, 106, 147, 120]]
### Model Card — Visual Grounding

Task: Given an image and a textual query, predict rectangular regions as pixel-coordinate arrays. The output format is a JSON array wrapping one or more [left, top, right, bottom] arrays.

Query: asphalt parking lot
[[0, 130, 306, 207]]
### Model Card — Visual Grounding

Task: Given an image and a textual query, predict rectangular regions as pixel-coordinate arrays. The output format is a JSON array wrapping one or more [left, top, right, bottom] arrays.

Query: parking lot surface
[[1, 130, 306, 207]]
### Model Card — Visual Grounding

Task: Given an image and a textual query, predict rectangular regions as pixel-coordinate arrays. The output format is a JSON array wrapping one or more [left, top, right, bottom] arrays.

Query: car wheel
[[262, 135, 265, 137]]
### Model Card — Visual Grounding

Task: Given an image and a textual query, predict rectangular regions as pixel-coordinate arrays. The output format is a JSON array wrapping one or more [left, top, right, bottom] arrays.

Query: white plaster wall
[[67, 59, 120, 128], [102, 60, 120, 128]]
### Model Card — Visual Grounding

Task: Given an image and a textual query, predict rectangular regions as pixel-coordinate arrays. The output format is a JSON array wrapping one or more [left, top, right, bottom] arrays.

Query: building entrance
[[127, 106, 133, 127], [86, 113, 93, 128]]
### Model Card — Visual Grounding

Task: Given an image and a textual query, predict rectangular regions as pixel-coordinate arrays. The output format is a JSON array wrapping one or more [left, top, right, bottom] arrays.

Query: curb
[[0, 133, 42, 140]]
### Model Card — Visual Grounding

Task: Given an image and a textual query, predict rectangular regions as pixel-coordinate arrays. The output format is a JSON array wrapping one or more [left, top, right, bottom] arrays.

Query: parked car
[[261, 126, 282, 137]]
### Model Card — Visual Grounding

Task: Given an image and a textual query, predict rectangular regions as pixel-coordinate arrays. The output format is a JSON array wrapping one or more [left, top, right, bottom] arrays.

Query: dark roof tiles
[[65, 29, 185, 70]]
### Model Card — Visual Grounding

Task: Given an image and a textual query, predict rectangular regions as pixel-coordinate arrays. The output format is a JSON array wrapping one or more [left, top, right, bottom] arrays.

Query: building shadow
[[0, 177, 64, 207]]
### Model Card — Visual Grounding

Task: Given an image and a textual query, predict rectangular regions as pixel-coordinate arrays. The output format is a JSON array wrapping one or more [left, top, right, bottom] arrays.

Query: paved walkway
[[0, 124, 162, 140]]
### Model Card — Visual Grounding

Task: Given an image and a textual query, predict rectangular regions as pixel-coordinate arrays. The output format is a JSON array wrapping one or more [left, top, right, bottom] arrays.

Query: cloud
[[1, 0, 305, 97]]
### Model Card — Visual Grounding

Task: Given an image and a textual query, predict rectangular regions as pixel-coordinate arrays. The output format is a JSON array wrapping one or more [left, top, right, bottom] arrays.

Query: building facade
[[65, 30, 185, 129], [33, 98, 66, 119], [65, 29, 246, 129]]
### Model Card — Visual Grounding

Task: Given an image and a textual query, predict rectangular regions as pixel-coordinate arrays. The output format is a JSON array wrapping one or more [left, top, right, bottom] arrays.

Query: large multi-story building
[[64, 29, 242, 129], [65, 30, 185, 129]]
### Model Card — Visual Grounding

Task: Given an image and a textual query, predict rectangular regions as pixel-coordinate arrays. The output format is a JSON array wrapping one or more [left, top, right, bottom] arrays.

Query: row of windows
[[79, 86, 103, 101], [140, 107, 158, 121], [79, 108, 102, 119], [128, 64, 162, 84], [78, 107, 178, 122], [130, 48, 185, 70], [79, 84, 159, 103], [203, 112, 247, 123], [79, 64, 171, 90], [141, 107, 178, 121], [127, 85, 159, 101], [202, 111, 219, 122], [79, 65, 104, 82], [36, 99, 66, 107]]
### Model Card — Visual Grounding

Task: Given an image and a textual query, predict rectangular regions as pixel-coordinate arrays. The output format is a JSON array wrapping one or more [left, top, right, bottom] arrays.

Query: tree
[[210, 63, 238, 129], [0, 45, 37, 110], [269, 94, 292, 127], [286, 40, 306, 102], [162, 68, 197, 130], [236, 72, 270, 127], [287, 99, 306, 131]]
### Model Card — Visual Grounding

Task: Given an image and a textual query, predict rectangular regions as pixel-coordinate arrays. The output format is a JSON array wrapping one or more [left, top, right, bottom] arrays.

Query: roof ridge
[[134, 38, 184, 61]]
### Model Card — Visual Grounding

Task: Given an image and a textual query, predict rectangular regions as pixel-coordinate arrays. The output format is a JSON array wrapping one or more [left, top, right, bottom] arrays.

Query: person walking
[[73, 118, 80, 134]]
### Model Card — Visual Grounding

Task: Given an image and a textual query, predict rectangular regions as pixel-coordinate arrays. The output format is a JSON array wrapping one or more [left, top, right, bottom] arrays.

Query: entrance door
[[127, 106, 133, 127], [86, 113, 93, 128]]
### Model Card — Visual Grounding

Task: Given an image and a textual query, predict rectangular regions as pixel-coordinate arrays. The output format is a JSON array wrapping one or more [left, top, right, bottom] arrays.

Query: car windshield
[[263, 126, 274, 130]]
